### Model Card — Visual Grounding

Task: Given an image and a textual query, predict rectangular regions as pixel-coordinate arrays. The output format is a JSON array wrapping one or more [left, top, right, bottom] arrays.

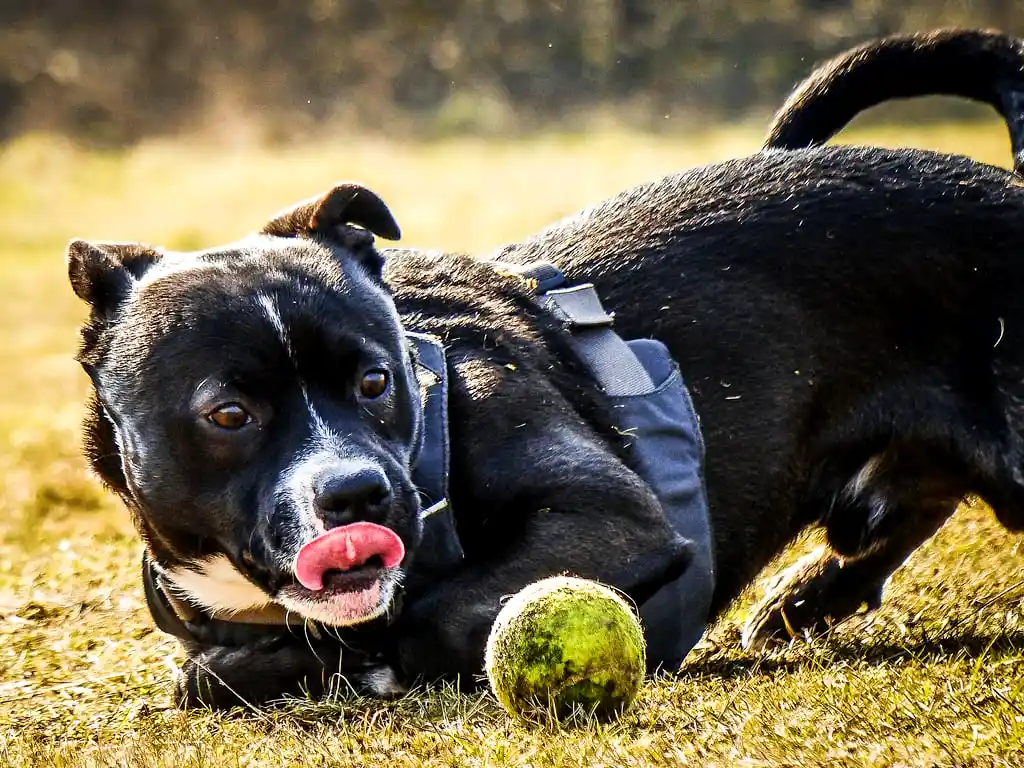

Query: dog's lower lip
[[301, 557, 385, 595]]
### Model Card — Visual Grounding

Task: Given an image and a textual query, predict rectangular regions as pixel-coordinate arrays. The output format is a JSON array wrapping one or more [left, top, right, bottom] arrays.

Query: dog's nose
[[312, 462, 392, 524]]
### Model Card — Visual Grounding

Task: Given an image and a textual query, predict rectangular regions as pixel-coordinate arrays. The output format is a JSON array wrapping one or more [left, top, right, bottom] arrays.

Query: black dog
[[68, 28, 1024, 708]]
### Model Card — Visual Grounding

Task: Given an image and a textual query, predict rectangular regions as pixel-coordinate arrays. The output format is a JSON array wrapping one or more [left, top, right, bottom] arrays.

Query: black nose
[[312, 462, 392, 523]]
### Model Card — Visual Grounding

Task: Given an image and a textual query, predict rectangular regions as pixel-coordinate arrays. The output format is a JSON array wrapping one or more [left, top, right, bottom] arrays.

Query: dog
[[67, 28, 1024, 708]]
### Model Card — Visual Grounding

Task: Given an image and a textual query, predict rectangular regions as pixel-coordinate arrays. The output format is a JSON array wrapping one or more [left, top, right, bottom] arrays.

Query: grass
[[1, 117, 1023, 766]]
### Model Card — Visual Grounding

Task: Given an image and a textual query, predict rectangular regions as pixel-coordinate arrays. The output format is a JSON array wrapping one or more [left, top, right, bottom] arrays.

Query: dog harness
[[476, 261, 716, 667], [143, 262, 715, 670]]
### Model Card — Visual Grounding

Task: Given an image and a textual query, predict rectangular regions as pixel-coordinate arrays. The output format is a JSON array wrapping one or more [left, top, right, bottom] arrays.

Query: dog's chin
[[275, 566, 403, 627]]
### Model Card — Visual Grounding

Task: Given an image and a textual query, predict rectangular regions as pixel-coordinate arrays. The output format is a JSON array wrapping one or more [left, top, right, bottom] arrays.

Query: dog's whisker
[[302, 618, 324, 665]]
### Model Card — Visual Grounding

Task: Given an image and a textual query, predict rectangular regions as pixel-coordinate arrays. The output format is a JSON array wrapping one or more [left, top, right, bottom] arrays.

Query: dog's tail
[[763, 29, 1024, 174]]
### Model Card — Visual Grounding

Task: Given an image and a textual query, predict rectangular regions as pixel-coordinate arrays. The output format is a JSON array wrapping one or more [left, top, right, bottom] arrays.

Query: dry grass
[[1, 118, 1023, 766]]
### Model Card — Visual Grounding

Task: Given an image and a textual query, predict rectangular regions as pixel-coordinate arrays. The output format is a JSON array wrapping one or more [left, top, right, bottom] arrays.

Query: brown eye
[[358, 370, 389, 399], [208, 403, 252, 430]]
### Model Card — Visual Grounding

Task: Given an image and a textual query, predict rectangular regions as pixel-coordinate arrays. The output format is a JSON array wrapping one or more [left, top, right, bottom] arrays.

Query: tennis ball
[[484, 575, 646, 722]]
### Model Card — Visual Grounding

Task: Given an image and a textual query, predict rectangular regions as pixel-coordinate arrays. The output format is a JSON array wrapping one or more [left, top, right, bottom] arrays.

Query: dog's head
[[69, 183, 428, 628]]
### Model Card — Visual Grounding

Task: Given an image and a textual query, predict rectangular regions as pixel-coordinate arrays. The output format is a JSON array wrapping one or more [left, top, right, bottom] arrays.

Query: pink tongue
[[294, 522, 405, 591]]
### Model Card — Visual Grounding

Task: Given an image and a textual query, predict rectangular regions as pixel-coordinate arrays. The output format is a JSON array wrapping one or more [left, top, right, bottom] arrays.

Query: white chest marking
[[163, 554, 272, 616]]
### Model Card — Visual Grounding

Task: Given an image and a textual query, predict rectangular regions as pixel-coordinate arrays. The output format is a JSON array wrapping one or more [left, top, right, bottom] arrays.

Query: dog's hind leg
[[741, 405, 994, 651], [741, 359, 1024, 652], [740, 493, 956, 652]]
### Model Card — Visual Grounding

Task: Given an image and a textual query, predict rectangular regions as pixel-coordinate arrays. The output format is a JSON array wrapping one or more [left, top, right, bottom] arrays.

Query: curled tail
[[764, 28, 1024, 174]]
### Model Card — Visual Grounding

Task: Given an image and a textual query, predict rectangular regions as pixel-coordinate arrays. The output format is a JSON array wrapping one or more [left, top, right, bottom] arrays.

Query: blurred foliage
[[0, 0, 1019, 145]]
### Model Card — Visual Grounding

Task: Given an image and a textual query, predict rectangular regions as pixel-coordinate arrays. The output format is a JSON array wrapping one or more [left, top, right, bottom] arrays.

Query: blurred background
[[1, 0, 1020, 147]]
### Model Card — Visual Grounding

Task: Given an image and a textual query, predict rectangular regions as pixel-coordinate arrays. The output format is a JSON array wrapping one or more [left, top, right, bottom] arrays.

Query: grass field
[[2, 118, 1023, 767]]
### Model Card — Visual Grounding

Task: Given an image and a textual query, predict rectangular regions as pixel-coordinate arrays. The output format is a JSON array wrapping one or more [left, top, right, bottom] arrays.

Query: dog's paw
[[176, 651, 241, 710], [740, 546, 884, 653], [356, 665, 409, 698], [174, 641, 403, 710]]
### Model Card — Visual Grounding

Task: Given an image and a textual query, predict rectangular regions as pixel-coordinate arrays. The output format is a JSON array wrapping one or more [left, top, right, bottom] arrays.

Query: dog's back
[[484, 143, 1024, 616]]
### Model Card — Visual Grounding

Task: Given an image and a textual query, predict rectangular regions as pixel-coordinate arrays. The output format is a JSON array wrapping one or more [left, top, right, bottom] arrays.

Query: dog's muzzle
[[140, 331, 464, 646]]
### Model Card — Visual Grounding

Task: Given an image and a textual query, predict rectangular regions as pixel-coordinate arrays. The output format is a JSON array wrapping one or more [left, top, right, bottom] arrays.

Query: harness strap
[[407, 332, 464, 574], [540, 285, 657, 397], [493, 259, 716, 669], [491, 260, 566, 294], [493, 259, 656, 396]]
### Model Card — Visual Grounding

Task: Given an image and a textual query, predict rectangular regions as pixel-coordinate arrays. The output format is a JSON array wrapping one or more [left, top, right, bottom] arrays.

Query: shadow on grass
[[683, 627, 1024, 683], [193, 625, 1024, 730]]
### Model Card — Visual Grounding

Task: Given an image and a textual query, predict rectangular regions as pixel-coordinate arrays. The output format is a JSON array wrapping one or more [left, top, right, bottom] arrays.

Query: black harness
[[143, 262, 715, 668]]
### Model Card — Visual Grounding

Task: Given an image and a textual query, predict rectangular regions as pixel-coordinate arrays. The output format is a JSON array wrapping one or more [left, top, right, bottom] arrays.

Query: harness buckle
[[541, 284, 616, 329]]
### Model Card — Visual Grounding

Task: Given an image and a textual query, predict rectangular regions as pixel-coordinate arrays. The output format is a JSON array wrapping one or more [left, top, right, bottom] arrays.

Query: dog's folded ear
[[67, 240, 162, 315], [262, 183, 402, 243]]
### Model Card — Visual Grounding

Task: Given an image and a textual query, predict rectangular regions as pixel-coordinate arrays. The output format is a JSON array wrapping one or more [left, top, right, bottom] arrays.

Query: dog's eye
[[358, 370, 389, 399], [208, 403, 253, 430]]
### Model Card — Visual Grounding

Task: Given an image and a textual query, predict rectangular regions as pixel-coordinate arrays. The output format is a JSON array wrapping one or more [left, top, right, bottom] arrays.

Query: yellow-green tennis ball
[[484, 575, 646, 722]]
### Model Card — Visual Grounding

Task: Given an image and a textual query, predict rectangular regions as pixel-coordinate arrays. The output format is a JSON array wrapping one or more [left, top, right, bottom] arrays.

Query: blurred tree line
[[0, 0, 1018, 146]]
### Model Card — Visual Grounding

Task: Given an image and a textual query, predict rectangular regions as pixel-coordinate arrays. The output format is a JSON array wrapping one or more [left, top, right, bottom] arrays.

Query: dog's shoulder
[[380, 247, 485, 291], [381, 248, 541, 335]]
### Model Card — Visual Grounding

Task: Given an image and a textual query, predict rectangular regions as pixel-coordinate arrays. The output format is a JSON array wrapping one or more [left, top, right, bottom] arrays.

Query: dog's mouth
[[275, 521, 406, 625], [294, 520, 405, 589], [320, 554, 386, 591]]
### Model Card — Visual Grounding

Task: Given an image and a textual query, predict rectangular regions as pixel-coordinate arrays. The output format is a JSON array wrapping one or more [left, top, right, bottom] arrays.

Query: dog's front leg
[[177, 636, 403, 709], [392, 437, 692, 688]]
